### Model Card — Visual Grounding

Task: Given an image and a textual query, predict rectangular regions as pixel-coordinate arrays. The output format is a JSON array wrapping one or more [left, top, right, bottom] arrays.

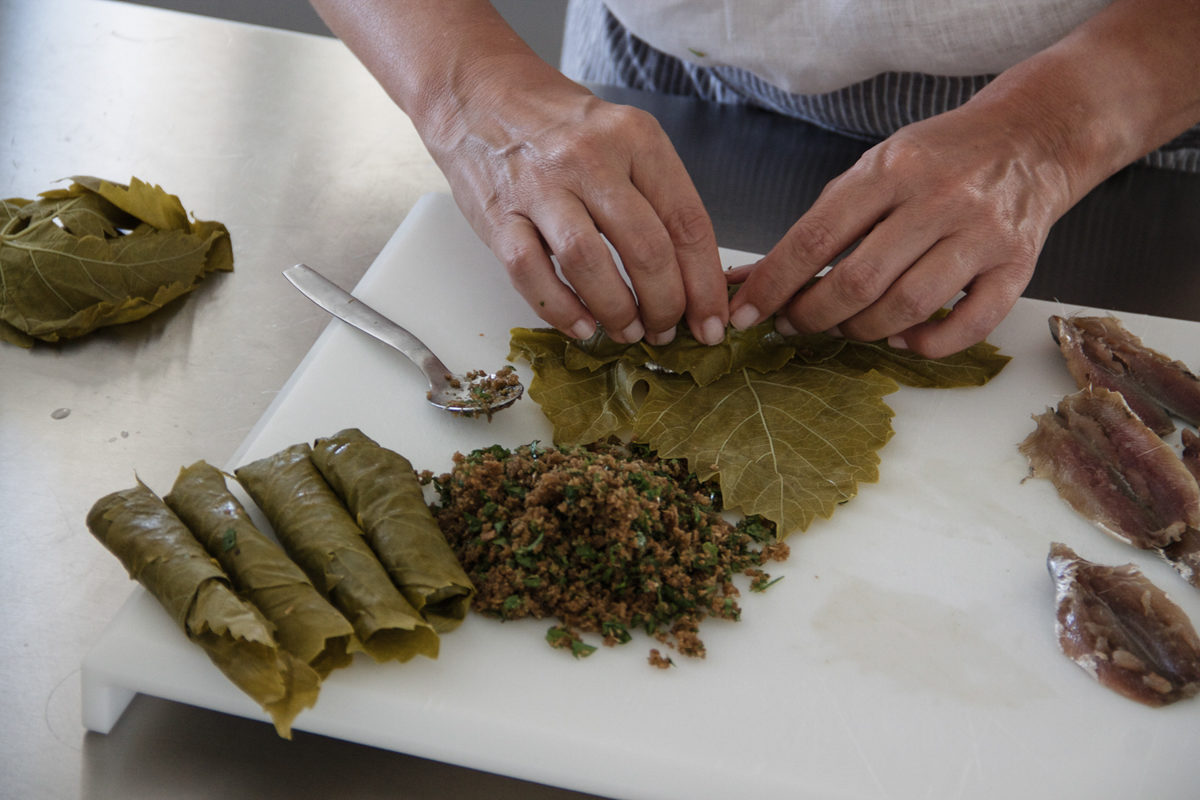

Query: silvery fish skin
[[1050, 315, 1200, 435], [1161, 429, 1200, 588], [1020, 387, 1200, 550], [1047, 542, 1200, 707]]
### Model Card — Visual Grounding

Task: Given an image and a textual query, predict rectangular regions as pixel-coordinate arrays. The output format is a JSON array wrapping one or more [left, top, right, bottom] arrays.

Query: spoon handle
[[283, 263, 450, 386]]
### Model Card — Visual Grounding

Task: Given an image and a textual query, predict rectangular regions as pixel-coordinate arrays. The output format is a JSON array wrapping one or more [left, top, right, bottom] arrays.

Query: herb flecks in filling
[[428, 441, 788, 662], [439, 366, 522, 419]]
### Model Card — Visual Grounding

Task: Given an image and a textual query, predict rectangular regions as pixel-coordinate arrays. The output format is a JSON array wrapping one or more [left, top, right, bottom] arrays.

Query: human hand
[[727, 103, 1076, 358], [426, 59, 729, 346], [315, 0, 1200, 356]]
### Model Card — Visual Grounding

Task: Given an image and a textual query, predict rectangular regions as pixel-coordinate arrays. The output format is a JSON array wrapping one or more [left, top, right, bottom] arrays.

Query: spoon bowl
[[283, 263, 523, 417], [427, 366, 524, 417]]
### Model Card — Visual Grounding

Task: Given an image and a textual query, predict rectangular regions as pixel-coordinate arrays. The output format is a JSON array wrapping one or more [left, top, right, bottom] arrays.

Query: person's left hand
[[726, 101, 1077, 358]]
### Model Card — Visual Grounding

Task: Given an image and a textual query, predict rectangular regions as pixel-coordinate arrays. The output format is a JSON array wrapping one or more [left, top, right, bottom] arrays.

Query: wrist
[[969, 63, 1129, 215], [414, 50, 579, 155], [968, 0, 1200, 204]]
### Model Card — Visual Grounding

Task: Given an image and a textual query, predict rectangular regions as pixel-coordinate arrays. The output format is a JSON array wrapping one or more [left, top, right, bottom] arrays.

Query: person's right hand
[[310, 0, 728, 344], [423, 56, 729, 345]]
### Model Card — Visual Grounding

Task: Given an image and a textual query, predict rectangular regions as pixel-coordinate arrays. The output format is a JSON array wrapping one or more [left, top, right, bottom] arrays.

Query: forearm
[[728, 0, 1200, 358], [309, 0, 574, 141], [308, 0, 730, 346], [969, 0, 1200, 202]]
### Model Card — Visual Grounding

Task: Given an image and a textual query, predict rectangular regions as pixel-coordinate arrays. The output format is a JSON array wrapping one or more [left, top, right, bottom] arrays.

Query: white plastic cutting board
[[83, 192, 1200, 799]]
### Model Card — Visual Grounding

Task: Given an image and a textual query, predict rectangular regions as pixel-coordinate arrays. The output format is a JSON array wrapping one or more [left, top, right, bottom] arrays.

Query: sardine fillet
[[1020, 387, 1200, 549], [1048, 542, 1200, 707], [1050, 315, 1200, 434], [1163, 430, 1200, 587]]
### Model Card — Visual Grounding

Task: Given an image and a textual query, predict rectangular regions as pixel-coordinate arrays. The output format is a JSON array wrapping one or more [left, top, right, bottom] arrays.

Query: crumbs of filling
[[442, 366, 521, 418], [426, 441, 788, 664], [647, 648, 674, 669]]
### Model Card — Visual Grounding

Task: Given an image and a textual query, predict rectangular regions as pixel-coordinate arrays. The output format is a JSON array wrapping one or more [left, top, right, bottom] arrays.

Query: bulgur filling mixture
[[439, 365, 522, 419], [426, 441, 789, 665]]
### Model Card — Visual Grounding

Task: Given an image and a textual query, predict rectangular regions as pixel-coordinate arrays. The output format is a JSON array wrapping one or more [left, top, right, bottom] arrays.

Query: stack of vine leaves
[[431, 316, 1010, 666]]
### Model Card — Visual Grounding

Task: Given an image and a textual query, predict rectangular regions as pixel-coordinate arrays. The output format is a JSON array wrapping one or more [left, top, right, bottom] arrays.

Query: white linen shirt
[[599, 0, 1113, 93]]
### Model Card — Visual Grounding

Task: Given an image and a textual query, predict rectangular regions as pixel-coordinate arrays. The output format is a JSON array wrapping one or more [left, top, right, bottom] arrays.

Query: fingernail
[[887, 335, 909, 350], [570, 318, 596, 340], [645, 328, 677, 346], [729, 304, 760, 331], [827, 325, 843, 338], [618, 319, 645, 343], [698, 315, 725, 346], [774, 316, 798, 336]]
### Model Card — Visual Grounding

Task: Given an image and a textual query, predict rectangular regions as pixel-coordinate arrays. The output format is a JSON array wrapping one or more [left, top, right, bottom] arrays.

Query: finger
[[787, 214, 949, 339], [724, 262, 756, 285], [492, 215, 597, 340], [728, 181, 888, 331], [632, 162, 728, 346], [834, 238, 970, 343], [892, 264, 1027, 358], [530, 194, 645, 343], [585, 184, 687, 345]]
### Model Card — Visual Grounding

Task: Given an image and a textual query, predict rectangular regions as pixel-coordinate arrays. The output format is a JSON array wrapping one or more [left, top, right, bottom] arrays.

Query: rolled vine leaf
[[86, 479, 320, 738]]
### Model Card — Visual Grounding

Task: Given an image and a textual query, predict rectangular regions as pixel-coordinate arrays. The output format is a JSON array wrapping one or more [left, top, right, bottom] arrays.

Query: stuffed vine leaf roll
[[164, 461, 356, 676], [311, 429, 474, 632], [235, 444, 439, 663], [86, 480, 320, 738]]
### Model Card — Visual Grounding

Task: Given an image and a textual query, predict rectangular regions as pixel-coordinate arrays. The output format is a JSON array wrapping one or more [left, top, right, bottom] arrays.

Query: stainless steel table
[[0, 2, 582, 797], [3, 2, 1199, 799]]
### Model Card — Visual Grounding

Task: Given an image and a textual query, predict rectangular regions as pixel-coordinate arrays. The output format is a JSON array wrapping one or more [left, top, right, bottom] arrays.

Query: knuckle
[[1007, 236, 1042, 268], [621, 230, 674, 275], [661, 203, 714, 249], [490, 222, 543, 275], [829, 256, 885, 307], [783, 213, 842, 264], [608, 103, 661, 137], [889, 284, 939, 325], [500, 239, 547, 287], [871, 136, 926, 174], [554, 227, 608, 270]]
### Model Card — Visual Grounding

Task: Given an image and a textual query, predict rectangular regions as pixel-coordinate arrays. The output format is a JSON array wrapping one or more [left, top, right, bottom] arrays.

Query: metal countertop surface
[[3, 2, 1198, 799]]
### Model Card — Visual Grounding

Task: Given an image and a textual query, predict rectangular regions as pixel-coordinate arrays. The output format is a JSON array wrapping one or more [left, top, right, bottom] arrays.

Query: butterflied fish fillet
[[1047, 542, 1200, 707], [1050, 315, 1200, 435], [1020, 387, 1200, 549], [1161, 430, 1200, 587]]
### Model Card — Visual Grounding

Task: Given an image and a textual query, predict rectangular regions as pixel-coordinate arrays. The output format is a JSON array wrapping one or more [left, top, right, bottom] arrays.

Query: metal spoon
[[283, 263, 523, 416]]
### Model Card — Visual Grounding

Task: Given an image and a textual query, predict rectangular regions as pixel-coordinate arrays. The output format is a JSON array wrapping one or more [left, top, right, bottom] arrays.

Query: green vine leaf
[[510, 328, 641, 443], [634, 363, 897, 533], [562, 320, 795, 385], [0, 176, 232, 347], [818, 337, 1011, 388], [510, 319, 1008, 538]]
